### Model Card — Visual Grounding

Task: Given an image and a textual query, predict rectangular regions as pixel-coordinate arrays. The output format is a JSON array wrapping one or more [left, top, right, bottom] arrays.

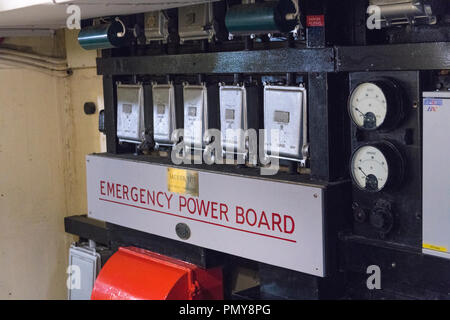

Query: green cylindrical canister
[[225, 1, 297, 34], [78, 21, 128, 50], [226, 3, 279, 33]]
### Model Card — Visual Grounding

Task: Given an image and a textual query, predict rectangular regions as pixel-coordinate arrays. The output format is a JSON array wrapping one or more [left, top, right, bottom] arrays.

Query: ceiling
[[0, 0, 217, 36]]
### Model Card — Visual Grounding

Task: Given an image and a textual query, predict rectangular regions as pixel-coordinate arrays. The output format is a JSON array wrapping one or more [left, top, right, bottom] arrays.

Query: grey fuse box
[[422, 91, 450, 260]]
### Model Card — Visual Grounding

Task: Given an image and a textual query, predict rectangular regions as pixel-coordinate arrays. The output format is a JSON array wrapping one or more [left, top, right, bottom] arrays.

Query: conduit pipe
[[0, 47, 71, 77]]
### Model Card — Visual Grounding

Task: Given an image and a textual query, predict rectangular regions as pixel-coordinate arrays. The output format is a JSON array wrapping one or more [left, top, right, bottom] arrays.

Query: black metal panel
[[336, 42, 450, 72], [340, 236, 450, 299], [308, 73, 350, 181], [308, 73, 330, 181], [106, 223, 227, 269], [98, 42, 450, 76], [97, 48, 335, 75], [103, 75, 118, 153], [143, 83, 153, 139], [258, 263, 348, 300], [64, 215, 110, 245], [257, 181, 351, 300], [305, 0, 325, 48]]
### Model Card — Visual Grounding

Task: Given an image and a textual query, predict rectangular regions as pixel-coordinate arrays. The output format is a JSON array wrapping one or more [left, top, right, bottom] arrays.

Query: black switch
[[84, 102, 96, 115]]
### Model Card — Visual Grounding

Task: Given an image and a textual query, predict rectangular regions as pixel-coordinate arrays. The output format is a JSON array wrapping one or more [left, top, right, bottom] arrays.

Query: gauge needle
[[358, 167, 368, 177], [354, 107, 365, 117]]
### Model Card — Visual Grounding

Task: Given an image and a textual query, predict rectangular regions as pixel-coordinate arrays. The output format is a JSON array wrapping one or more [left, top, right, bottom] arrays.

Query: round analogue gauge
[[350, 142, 405, 192], [348, 80, 404, 131]]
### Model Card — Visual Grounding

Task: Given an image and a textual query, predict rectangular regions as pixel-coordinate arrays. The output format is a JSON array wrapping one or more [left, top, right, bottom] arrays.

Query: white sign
[[86, 155, 326, 276]]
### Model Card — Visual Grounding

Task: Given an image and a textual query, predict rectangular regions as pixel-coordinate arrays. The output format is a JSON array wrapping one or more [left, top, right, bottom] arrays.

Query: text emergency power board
[[86, 155, 326, 276]]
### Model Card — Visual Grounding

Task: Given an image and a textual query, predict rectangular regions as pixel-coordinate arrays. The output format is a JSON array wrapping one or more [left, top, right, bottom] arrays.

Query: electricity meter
[[117, 83, 145, 144], [183, 83, 209, 151], [263, 84, 308, 165], [219, 84, 262, 159], [219, 84, 247, 157], [152, 82, 177, 149]]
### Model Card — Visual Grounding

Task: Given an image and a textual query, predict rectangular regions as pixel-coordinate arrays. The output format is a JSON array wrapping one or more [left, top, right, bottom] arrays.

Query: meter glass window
[[123, 104, 133, 114], [225, 109, 235, 120], [349, 82, 387, 130], [157, 104, 166, 115], [351, 145, 389, 192], [274, 111, 290, 124], [188, 107, 197, 117]]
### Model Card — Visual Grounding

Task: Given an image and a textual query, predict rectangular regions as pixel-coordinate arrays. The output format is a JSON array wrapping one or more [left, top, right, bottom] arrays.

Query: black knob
[[370, 199, 394, 237], [353, 202, 366, 223]]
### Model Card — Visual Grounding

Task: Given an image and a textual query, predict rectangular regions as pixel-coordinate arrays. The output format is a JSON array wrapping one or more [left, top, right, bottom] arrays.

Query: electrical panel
[[77, 0, 450, 301], [349, 71, 422, 246], [116, 83, 145, 145], [422, 91, 450, 259]]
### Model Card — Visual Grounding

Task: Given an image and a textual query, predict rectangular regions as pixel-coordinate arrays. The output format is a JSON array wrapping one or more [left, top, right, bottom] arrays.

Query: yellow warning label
[[423, 243, 448, 253], [167, 168, 199, 197]]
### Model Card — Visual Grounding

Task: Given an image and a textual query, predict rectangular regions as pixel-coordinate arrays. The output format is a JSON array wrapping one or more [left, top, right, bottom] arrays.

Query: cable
[[0, 58, 70, 78], [0, 54, 68, 71], [0, 48, 67, 65], [0, 47, 71, 77]]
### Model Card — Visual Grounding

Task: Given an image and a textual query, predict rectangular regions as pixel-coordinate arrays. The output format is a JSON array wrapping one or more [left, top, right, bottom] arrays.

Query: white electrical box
[[178, 3, 215, 43], [183, 83, 209, 151], [117, 83, 145, 144], [422, 91, 450, 260], [67, 244, 101, 300], [263, 85, 308, 165], [219, 84, 247, 156], [144, 11, 169, 43], [152, 83, 177, 148]]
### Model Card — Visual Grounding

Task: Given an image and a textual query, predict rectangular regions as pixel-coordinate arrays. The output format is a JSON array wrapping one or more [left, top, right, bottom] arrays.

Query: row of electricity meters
[[116, 82, 308, 165]]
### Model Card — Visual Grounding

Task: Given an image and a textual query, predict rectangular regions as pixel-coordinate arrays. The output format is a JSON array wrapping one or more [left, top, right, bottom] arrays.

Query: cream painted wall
[[0, 30, 104, 299]]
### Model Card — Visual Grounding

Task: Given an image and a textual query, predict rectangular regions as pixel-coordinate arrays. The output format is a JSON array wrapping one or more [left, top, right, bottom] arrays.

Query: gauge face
[[349, 82, 388, 130], [351, 145, 389, 192]]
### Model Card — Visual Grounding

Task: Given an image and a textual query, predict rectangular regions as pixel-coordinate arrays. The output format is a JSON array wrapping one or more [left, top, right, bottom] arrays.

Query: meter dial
[[350, 141, 405, 192], [348, 80, 404, 131]]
